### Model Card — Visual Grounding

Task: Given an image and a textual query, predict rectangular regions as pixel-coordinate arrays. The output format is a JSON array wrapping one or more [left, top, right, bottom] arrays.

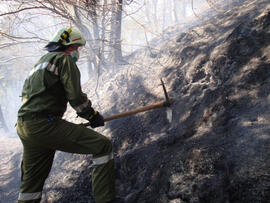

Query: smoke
[[0, 0, 246, 137], [1, 81, 24, 137]]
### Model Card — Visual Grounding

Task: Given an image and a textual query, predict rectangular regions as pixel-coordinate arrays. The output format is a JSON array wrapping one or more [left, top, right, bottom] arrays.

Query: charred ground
[[1, 0, 270, 202]]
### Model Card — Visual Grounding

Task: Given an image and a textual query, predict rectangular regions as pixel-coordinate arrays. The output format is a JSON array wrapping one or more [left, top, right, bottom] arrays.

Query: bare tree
[[0, 105, 8, 132], [0, 75, 9, 132], [152, 0, 158, 31], [110, 0, 123, 64], [180, 0, 187, 20], [0, 0, 126, 75], [173, 0, 179, 23]]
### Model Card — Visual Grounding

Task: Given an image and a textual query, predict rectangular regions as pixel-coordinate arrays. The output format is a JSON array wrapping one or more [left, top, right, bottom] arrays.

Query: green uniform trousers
[[16, 117, 115, 203]]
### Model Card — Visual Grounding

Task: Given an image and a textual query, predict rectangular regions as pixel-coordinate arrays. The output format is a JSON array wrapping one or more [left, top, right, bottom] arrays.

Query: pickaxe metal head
[[160, 78, 173, 123], [160, 78, 173, 107]]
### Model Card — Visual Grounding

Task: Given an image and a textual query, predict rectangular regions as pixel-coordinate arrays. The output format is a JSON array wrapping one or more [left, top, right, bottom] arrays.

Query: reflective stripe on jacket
[[18, 51, 91, 118]]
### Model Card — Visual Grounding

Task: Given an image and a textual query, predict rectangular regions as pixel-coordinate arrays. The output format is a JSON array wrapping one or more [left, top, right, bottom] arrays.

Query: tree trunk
[[145, 0, 151, 24], [87, 58, 94, 77], [162, 0, 166, 30], [114, 0, 123, 63], [152, 0, 159, 32], [73, 5, 99, 77], [100, 0, 107, 70], [167, 0, 173, 27], [0, 105, 8, 132], [92, 10, 106, 71], [181, 0, 187, 19], [110, 0, 123, 65], [173, 0, 179, 23]]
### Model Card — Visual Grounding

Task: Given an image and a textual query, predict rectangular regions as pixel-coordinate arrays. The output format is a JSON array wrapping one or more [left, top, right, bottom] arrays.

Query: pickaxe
[[83, 78, 173, 126]]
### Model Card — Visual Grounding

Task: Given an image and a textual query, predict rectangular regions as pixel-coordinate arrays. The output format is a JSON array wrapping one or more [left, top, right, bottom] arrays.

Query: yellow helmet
[[50, 28, 86, 46]]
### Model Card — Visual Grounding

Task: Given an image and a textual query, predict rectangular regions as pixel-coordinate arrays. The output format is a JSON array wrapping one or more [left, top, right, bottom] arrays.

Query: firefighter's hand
[[88, 111, 105, 128]]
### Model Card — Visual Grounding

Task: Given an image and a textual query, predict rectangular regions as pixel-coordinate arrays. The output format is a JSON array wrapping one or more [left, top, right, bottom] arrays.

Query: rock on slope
[[40, 0, 270, 202]]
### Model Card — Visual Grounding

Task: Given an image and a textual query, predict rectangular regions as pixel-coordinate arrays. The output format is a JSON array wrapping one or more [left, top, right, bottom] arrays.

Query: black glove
[[88, 111, 105, 128]]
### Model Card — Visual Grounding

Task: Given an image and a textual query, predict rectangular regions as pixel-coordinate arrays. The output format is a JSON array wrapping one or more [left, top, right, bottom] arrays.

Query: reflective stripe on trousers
[[92, 152, 114, 166], [18, 192, 42, 201]]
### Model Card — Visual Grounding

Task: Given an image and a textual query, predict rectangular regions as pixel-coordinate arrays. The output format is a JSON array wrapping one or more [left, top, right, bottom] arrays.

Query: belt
[[18, 113, 60, 121]]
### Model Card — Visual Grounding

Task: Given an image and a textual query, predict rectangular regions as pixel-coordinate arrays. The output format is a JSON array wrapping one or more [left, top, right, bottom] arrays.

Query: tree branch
[[0, 6, 46, 17], [0, 31, 47, 41]]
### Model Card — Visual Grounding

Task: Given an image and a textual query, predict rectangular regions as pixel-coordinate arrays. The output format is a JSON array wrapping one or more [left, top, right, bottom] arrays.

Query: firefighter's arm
[[59, 55, 95, 120]]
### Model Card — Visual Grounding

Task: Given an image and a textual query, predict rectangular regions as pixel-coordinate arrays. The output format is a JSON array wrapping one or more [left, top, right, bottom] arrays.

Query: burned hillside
[[40, 0, 270, 202], [104, 1, 270, 202], [43, 0, 270, 202], [1, 0, 269, 202]]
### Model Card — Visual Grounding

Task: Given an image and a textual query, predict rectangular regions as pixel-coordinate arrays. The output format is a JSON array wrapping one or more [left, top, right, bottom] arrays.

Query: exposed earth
[[1, 0, 270, 202]]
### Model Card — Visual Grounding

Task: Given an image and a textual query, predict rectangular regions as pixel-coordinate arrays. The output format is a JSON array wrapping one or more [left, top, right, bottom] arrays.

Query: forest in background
[[0, 0, 243, 134]]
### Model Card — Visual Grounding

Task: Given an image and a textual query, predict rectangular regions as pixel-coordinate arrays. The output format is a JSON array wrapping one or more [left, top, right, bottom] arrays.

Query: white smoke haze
[[0, 0, 231, 137]]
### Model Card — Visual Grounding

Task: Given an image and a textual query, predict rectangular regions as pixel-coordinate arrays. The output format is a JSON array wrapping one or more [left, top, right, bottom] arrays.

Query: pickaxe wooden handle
[[104, 99, 172, 122], [83, 99, 172, 126], [83, 78, 172, 126]]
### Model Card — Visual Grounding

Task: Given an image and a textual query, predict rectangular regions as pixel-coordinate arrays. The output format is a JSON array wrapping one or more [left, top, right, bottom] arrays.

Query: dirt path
[[0, 136, 22, 202]]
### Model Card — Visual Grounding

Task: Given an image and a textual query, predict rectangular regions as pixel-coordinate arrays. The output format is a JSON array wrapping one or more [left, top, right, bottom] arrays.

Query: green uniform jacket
[[18, 51, 91, 118]]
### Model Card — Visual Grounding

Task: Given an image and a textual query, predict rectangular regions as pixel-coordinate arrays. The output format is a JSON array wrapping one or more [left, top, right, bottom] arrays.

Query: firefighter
[[16, 28, 116, 203]]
